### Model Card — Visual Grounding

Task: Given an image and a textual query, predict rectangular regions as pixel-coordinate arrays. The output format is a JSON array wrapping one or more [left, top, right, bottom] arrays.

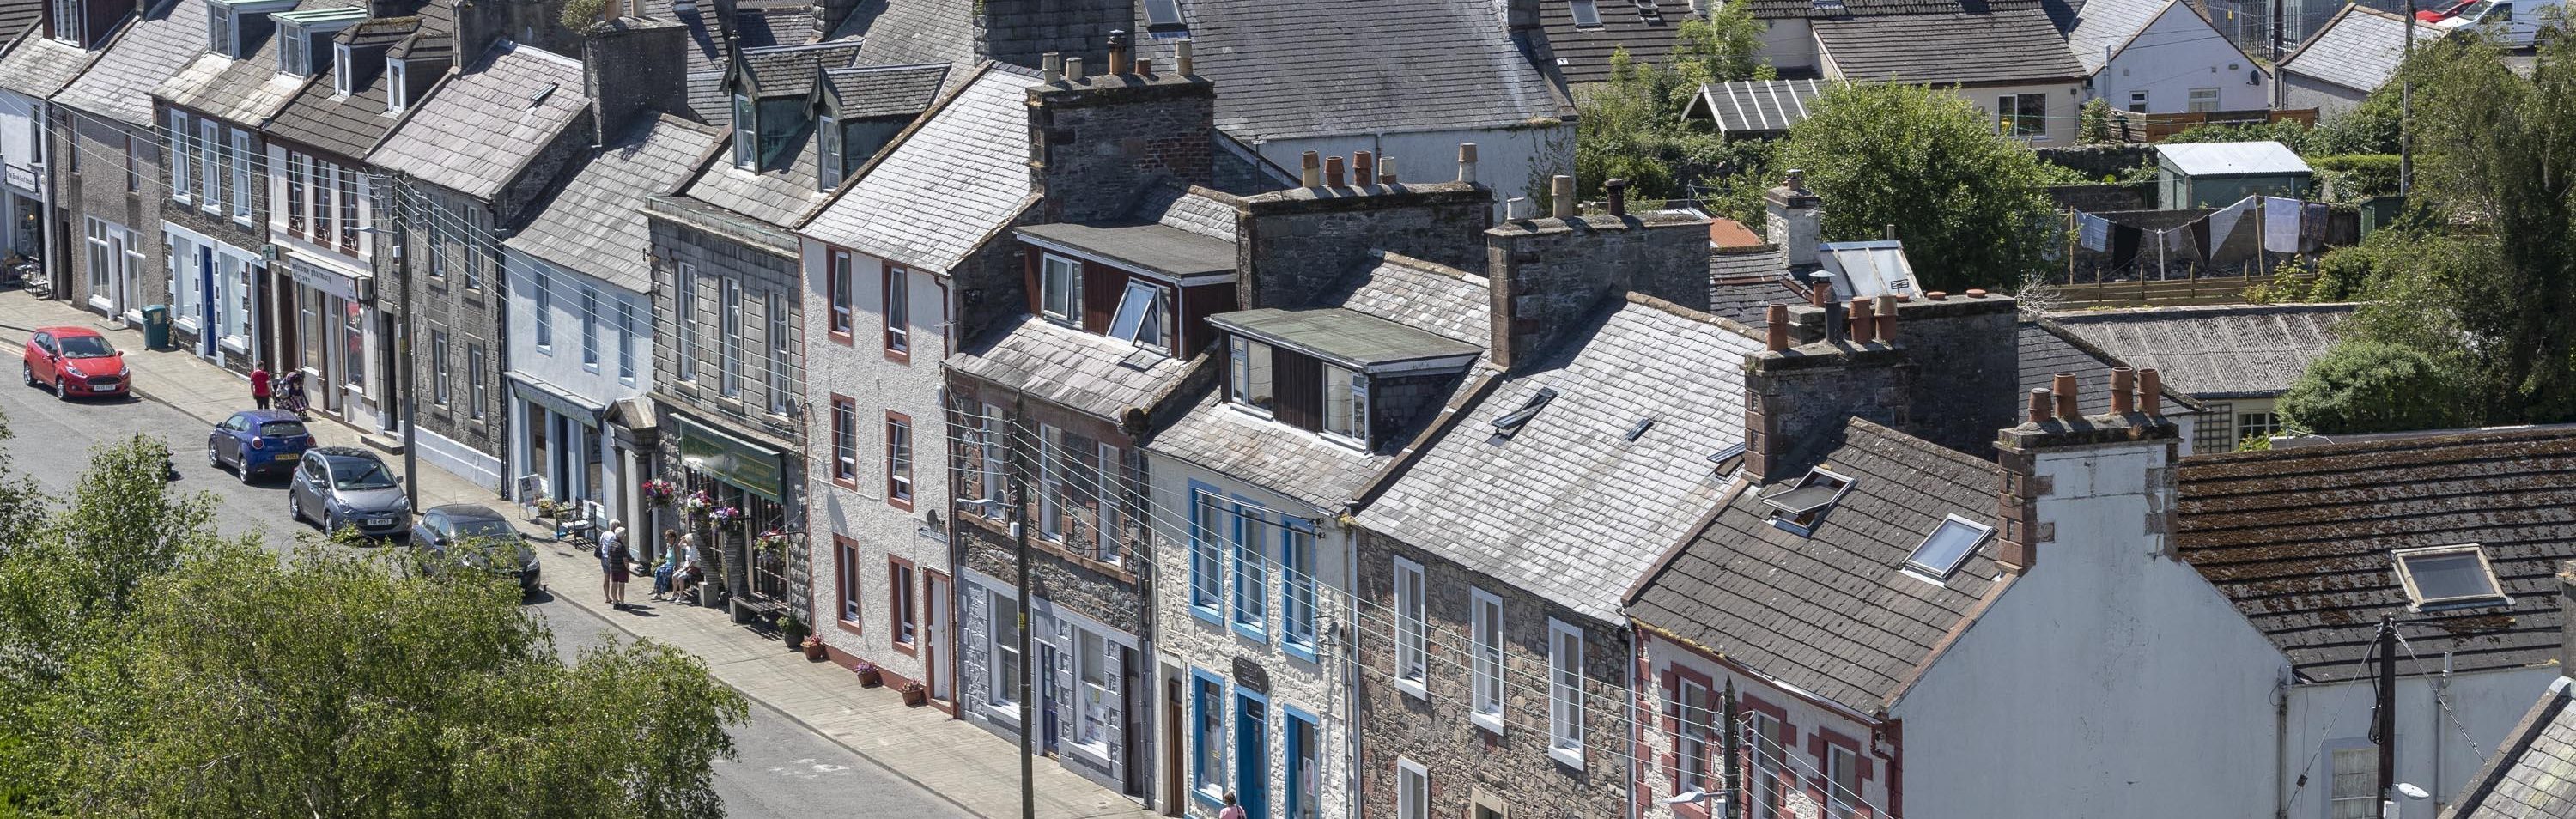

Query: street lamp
[[1662, 789, 1728, 812]]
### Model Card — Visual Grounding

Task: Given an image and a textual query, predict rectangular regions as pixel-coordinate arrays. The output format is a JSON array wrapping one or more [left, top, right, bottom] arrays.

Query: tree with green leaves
[[1768, 82, 2065, 292], [1564, 5, 1770, 203], [2276, 340, 2467, 434]]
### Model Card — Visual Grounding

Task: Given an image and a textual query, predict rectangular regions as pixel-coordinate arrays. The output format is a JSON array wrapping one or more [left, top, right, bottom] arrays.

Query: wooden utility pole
[[1722, 679, 1742, 819], [1011, 393, 1035, 819], [2401, 0, 2417, 195], [2373, 616, 2397, 815]]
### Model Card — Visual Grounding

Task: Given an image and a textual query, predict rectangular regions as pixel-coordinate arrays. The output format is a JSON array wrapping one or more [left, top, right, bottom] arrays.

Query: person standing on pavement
[[598, 522, 629, 610], [249, 366, 271, 410], [1218, 792, 1244, 819]]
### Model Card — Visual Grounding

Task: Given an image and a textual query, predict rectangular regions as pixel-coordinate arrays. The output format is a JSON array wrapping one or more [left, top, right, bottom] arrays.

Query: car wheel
[[237, 458, 256, 485], [53, 376, 70, 401], [289, 490, 304, 523], [207, 440, 222, 468], [324, 510, 341, 537], [19, 362, 30, 387]]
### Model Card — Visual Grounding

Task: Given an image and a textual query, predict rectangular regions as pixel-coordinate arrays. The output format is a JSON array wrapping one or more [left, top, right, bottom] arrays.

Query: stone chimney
[[1236, 156, 1492, 310], [1485, 183, 1715, 370], [1993, 372, 2183, 574], [1026, 36, 1218, 226], [581, 17, 690, 147], [1765, 169, 1823, 276], [974, 0, 1133, 70], [1743, 334, 1911, 482], [1772, 289, 2020, 457]]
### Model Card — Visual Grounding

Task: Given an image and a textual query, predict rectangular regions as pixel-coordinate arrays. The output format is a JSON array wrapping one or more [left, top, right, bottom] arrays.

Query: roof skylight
[[1491, 388, 1558, 439], [1905, 515, 1993, 580], [2391, 544, 2510, 611], [1761, 467, 1852, 535]]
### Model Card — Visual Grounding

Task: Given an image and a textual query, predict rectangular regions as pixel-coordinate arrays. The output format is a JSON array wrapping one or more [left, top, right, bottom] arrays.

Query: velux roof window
[[1761, 467, 1852, 535], [2391, 544, 2511, 611], [1904, 515, 1993, 581]]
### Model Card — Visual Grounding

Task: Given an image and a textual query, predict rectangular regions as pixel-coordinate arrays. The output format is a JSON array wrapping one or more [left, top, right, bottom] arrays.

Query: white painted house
[[2063, 0, 2270, 113]]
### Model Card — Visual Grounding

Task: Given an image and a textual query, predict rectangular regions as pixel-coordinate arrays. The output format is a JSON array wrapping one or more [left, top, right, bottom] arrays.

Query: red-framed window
[[829, 395, 859, 489], [834, 535, 862, 632], [889, 556, 918, 653], [884, 411, 914, 510], [828, 249, 854, 343]]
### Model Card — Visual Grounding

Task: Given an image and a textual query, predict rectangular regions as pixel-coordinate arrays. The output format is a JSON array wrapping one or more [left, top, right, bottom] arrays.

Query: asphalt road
[[0, 383, 974, 819]]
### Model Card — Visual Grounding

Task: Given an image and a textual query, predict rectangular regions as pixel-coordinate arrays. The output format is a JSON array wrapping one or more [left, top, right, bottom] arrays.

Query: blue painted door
[[1236, 693, 1268, 819], [196, 246, 215, 356]]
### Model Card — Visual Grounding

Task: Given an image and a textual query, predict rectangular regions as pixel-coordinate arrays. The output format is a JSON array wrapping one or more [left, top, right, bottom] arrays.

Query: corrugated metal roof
[[1687, 78, 1827, 134], [2155, 141, 2313, 177]]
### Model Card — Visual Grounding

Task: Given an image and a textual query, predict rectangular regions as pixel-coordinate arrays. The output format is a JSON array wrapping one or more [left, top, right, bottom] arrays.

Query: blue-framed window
[[1282, 705, 1321, 819], [1230, 496, 1268, 641], [1280, 520, 1317, 661], [1191, 668, 1228, 805], [1235, 688, 1272, 819], [1188, 483, 1224, 622]]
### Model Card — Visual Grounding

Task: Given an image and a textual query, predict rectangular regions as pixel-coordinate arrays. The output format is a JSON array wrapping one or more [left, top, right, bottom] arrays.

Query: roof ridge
[[2184, 425, 2576, 465], [2048, 302, 2360, 321], [1625, 289, 1764, 343]]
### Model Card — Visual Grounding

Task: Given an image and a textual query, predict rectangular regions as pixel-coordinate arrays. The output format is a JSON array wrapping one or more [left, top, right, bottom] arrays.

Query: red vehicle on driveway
[[21, 326, 131, 400]]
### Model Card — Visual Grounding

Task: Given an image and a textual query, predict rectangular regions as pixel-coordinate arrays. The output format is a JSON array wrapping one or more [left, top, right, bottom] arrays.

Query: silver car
[[288, 446, 411, 538]]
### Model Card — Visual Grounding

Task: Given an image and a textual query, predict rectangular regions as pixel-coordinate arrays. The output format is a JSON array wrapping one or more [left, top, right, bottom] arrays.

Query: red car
[[21, 326, 130, 399]]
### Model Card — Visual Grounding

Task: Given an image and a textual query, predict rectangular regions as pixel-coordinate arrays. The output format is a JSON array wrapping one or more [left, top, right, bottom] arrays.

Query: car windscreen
[[328, 458, 398, 490], [447, 518, 519, 542], [258, 421, 309, 437], [56, 336, 114, 358]]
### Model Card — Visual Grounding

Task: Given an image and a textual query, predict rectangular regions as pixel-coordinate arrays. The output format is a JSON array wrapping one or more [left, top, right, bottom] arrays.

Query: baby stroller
[[276, 371, 311, 418]]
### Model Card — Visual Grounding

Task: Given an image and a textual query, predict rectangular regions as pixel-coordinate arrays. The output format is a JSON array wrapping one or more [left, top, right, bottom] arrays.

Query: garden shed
[[2155, 141, 2313, 208]]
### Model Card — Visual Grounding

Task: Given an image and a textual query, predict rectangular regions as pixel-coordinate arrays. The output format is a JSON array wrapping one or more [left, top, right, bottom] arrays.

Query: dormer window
[[207, 8, 235, 55], [815, 112, 841, 191], [1762, 467, 1853, 535], [730, 93, 755, 167], [1039, 253, 1083, 325], [274, 8, 363, 78], [1107, 281, 1170, 354], [207, 0, 293, 58], [387, 59, 409, 112], [48, 0, 78, 43], [1213, 308, 1479, 450], [331, 44, 352, 95], [2392, 544, 2511, 611], [1229, 337, 1275, 413]]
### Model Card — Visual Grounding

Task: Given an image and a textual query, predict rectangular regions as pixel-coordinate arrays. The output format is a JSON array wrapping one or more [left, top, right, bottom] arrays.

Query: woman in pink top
[[1217, 792, 1244, 819]]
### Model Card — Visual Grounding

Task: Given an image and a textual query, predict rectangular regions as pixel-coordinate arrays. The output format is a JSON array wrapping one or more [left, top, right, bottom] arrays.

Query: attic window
[[331, 44, 352, 95], [1905, 515, 1993, 580], [387, 59, 409, 112], [1491, 388, 1558, 439], [1570, 0, 1603, 27], [1762, 467, 1853, 535], [1143, 0, 1187, 34], [1623, 417, 1654, 442], [2392, 544, 2510, 611], [274, 9, 364, 77]]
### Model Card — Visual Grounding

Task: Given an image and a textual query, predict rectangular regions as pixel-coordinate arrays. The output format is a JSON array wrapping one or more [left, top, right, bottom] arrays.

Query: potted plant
[[900, 682, 927, 707], [776, 614, 809, 652], [641, 479, 679, 507], [854, 661, 883, 688], [801, 635, 828, 661], [754, 528, 790, 560]]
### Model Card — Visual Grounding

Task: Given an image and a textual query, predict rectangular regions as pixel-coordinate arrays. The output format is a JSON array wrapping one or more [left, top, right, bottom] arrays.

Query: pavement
[[0, 290, 1155, 819]]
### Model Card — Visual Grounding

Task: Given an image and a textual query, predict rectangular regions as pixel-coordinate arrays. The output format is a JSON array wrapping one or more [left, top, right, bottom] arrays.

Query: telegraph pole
[[397, 223, 417, 513], [1009, 393, 1035, 819], [2400, 0, 2417, 195], [2373, 616, 2397, 813], [1722, 679, 1742, 819]]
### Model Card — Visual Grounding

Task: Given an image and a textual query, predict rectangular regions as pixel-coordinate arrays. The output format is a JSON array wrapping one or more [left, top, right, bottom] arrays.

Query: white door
[[927, 573, 951, 701]]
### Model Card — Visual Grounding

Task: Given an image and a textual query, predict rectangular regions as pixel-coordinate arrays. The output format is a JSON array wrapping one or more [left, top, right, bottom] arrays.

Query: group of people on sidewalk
[[593, 522, 705, 611], [246, 366, 308, 415]]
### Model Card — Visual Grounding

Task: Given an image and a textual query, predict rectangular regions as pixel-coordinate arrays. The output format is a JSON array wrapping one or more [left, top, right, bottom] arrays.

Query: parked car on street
[[408, 504, 541, 597], [206, 410, 314, 482], [21, 326, 129, 400], [288, 446, 410, 538]]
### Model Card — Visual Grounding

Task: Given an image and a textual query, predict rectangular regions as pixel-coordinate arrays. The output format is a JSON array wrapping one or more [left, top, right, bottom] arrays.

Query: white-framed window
[[386, 60, 410, 112], [1546, 618, 1584, 767], [2187, 87, 2221, 113], [1039, 253, 1081, 324], [885, 414, 914, 504], [1393, 555, 1427, 698], [532, 275, 553, 351], [673, 262, 698, 381], [1230, 497, 1266, 637], [467, 343, 487, 419], [2327, 743, 2377, 819], [280, 24, 309, 76], [1189, 487, 1227, 617], [1749, 711, 1789, 819], [197, 118, 219, 212], [1469, 587, 1504, 735], [1395, 758, 1429, 819], [1073, 629, 1112, 755], [2128, 89, 2149, 112], [765, 292, 790, 414], [218, 255, 251, 343], [828, 397, 857, 485], [167, 111, 190, 204], [719, 276, 743, 397], [49, 0, 79, 43], [1825, 742, 1862, 819], [580, 287, 600, 370], [332, 44, 353, 95], [827, 250, 853, 337], [617, 300, 637, 385], [1996, 93, 2047, 139], [2237, 411, 2282, 444], [1676, 677, 1716, 795], [730, 94, 755, 167], [815, 113, 841, 188], [1107, 280, 1168, 353], [431, 329, 451, 404], [883, 265, 908, 355], [1229, 337, 1274, 413], [1037, 424, 1066, 542], [972, 403, 1005, 516], [989, 591, 1022, 709], [1280, 521, 1316, 655], [1323, 364, 1366, 444], [228, 130, 252, 221]]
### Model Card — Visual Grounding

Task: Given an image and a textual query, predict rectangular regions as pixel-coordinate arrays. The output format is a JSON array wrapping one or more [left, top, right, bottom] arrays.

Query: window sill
[[88, 295, 114, 312], [1281, 639, 1319, 664], [1229, 620, 1267, 645], [828, 329, 853, 346], [220, 337, 248, 353], [887, 494, 914, 513], [1189, 604, 1222, 626], [981, 702, 1022, 727], [884, 346, 910, 366], [1393, 677, 1427, 702], [1192, 786, 1226, 809], [835, 619, 864, 638], [890, 637, 917, 657], [1472, 712, 1505, 737], [1066, 741, 1112, 767], [1548, 745, 1585, 770]]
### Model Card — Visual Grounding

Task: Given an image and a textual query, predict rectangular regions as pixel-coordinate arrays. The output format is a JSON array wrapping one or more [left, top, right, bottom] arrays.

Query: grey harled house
[[0, 0, 112, 296], [48, 0, 204, 330]]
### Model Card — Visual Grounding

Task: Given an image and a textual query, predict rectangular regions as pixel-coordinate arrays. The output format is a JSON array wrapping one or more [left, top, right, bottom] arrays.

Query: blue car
[[206, 409, 314, 483]]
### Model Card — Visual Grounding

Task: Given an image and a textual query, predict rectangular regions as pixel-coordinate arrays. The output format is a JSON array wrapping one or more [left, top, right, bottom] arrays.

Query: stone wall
[[581, 19, 691, 146], [2047, 182, 2154, 213], [154, 101, 270, 373], [1744, 342, 1912, 482], [2032, 144, 2154, 179], [1485, 209, 1710, 369], [1027, 70, 1216, 226], [975, 0, 1134, 70], [1885, 294, 2021, 457], [1235, 182, 1492, 310], [56, 113, 167, 319], [1352, 528, 1634, 819], [398, 182, 507, 461]]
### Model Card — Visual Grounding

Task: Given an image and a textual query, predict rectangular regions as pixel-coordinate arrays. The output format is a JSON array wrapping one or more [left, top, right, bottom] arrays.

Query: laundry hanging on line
[[2076, 212, 2112, 252], [2262, 196, 2304, 254]]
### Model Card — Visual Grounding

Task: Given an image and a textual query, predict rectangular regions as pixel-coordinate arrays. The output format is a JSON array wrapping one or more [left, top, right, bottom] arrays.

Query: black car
[[408, 504, 541, 597]]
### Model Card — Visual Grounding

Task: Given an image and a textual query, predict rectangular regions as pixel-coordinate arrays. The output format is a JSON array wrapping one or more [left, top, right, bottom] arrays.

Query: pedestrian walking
[[1218, 792, 1245, 819], [249, 366, 271, 410], [599, 522, 629, 610]]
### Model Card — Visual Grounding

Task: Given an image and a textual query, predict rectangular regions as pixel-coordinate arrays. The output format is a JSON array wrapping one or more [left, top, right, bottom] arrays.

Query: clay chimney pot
[[2110, 367, 2136, 415], [2050, 373, 2079, 421]]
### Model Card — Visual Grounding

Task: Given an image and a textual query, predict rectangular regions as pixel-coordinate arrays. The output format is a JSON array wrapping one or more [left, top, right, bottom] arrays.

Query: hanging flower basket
[[641, 479, 680, 507], [680, 490, 715, 520], [755, 528, 790, 558], [708, 506, 744, 526]]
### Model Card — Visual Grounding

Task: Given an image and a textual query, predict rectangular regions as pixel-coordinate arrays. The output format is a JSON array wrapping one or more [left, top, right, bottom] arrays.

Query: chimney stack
[[1872, 294, 1898, 342], [1765, 168, 1823, 273], [1550, 175, 1576, 218], [1176, 39, 1194, 75], [1300, 152, 1321, 187], [1106, 29, 1131, 75], [1848, 298, 1876, 344], [2050, 373, 2079, 421], [1134, 58, 1152, 75], [1379, 158, 1397, 185], [2027, 388, 2052, 423], [2110, 367, 2136, 415], [2139, 368, 2162, 416], [1065, 57, 1085, 82], [1606, 178, 1630, 216], [1324, 155, 1347, 187], [1353, 152, 1376, 189], [1042, 52, 1064, 83], [1765, 304, 1789, 351], [1807, 272, 1833, 307], [1458, 143, 1479, 184]]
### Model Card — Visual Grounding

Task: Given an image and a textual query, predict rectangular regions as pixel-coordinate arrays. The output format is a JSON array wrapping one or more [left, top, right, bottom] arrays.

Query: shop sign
[[675, 415, 786, 501]]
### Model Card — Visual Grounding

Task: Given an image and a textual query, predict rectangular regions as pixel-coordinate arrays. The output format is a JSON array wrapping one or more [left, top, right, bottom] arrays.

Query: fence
[[2044, 272, 2319, 309], [2107, 108, 2319, 143]]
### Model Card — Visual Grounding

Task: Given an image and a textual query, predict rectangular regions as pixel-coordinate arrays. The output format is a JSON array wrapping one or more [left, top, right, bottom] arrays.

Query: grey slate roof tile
[[505, 115, 722, 290], [1137, 0, 1570, 141], [801, 62, 1037, 270], [679, 123, 831, 227], [952, 313, 1199, 422], [741, 40, 861, 96], [2063, 0, 2167, 73], [1708, 256, 1804, 328], [2018, 319, 2196, 416], [1815, 9, 2086, 84], [1133, 181, 1242, 241], [1747, 0, 2044, 17], [1327, 252, 1489, 347], [2178, 427, 2576, 682], [1355, 294, 1765, 621], [0, 32, 105, 99], [1539, 0, 1699, 85], [55, 0, 210, 126], [822, 63, 945, 117], [265, 19, 419, 159], [159, 0, 362, 127], [368, 40, 588, 200], [0, 0, 41, 41], [831, 0, 975, 72], [2280, 3, 2440, 95], [2047, 303, 2350, 398], [2451, 685, 2576, 819]]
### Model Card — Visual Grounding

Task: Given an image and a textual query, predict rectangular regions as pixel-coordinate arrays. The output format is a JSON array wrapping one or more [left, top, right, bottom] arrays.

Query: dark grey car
[[408, 504, 541, 597], [287, 446, 410, 538]]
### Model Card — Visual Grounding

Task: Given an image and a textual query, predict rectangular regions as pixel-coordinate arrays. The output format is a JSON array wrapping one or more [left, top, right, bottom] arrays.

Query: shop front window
[[343, 300, 365, 391]]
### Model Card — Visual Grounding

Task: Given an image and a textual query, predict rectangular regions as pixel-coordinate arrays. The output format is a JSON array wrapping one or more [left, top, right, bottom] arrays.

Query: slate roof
[[823, 63, 947, 117], [2018, 319, 2201, 416], [0, 0, 40, 41], [368, 40, 588, 201], [1357, 294, 1765, 621], [1147, 253, 1491, 510], [2176, 427, 2576, 682], [1708, 250, 1803, 328], [2280, 3, 2441, 94], [741, 40, 862, 96], [641, 0, 817, 127], [1133, 181, 1241, 242], [0, 32, 105, 100], [951, 312, 1200, 422], [1814, 9, 2086, 85], [679, 123, 829, 227], [2449, 680, 2576, 819], [159, 0, 365, 127], [1685, 78, 1827, 134], [264, 18, 421, 159], [2047, 303, 2351, 398], [802, 63, 1037, 270], [833, 0, 974, 70], [1139, 0, 1570, 142], [53, 0, 210, 126], [1745, 0, 2044, 18], [1628, 416, 2005, 712], [1540, 0, 1698, 85], [505, 115, 722, 290], [2063, 0, 2171, 73]]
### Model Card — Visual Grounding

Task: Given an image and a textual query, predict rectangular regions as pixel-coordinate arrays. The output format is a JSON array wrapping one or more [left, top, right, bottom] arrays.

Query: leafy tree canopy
[[2276, 340, 2468, 434]]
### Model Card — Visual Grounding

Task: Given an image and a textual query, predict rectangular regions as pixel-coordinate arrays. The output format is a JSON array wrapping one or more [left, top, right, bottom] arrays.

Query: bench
[[731, 597, 787, 626]]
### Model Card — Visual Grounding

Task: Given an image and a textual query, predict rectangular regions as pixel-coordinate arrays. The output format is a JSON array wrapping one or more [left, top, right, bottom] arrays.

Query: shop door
[[1039, 642, 1061, 754], [1236, 693, 1269, 819], [195, 246, 215, 356]]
